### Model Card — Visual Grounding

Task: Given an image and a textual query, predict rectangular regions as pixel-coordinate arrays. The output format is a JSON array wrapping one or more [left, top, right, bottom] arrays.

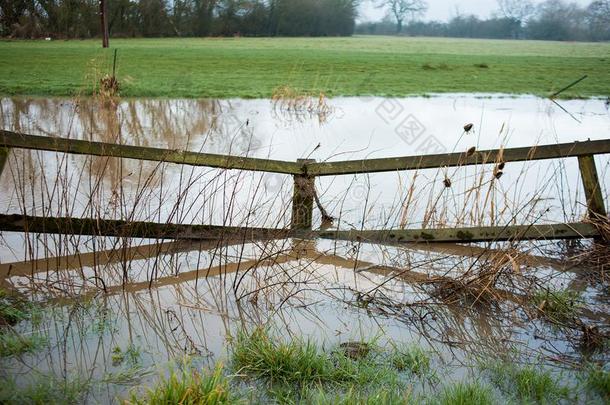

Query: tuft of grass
[[231, 328, 402, 392], [421, 63, 451, 71], [485, 362, 570, 403], [111, 344, 141, 367], [232, 328, 331, 386], [389, 345, 431, 376], [474, 63, 490, 68], [101, 366, 153, 386], [0, 331, 46, 357], [304, 386, 413, 405], [0, 290, 37, 326], [585, 364, 610, 400], [125, 364, 233, 405], [532, 289, 582, 323], [0, 374, 89, 404], [434, 381, 494, 405]]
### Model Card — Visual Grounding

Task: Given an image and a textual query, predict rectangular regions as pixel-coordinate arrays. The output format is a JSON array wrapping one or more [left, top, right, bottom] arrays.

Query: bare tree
[[587, 0, 610, 24], [377, 0, 427, 33], [497, 0, 534, 22], [586, 0, 610, 40]]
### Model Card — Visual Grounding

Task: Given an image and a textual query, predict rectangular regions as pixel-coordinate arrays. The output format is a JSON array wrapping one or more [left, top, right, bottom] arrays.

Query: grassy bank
[[0, 36, 609, 98]]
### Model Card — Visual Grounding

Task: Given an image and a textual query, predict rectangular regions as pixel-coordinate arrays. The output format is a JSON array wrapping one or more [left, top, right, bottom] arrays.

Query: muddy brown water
[[0, 95, 609, 403]]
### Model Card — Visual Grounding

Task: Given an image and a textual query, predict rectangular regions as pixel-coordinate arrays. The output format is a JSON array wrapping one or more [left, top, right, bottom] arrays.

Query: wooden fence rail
[[0, 214, 598, 244], [306, 139, 610, 176], [0, 130, 302, 175], [0, 213, 289, 241], [0, 131, 608, 243]]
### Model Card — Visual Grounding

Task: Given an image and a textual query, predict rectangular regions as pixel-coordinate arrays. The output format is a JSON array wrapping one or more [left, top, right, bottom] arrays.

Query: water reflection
[[2, 95, 608, 159]]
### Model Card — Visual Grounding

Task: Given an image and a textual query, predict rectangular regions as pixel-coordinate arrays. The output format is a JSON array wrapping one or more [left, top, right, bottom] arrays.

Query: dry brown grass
[[271, 85, 334, 124]]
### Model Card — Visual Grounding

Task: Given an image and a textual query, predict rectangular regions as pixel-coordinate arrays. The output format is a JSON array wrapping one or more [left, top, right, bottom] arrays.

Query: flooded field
[[0, 95, 609, 403]]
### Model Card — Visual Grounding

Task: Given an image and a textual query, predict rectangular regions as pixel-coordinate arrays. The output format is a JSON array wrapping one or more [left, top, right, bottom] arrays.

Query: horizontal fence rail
[[318, 223, 600, 244], [0, 214, 290, 241], [0, 214, 600, 244], [0, 130, 303, 175], [306, 139, 610, 176]]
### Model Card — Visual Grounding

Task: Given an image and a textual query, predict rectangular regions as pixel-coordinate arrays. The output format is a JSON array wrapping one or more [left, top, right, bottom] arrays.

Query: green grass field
[[1, 36, 609, 98]]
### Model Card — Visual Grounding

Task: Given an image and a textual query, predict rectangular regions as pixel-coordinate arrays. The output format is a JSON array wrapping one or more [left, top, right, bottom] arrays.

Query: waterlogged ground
[[0, 95, 609, 403]]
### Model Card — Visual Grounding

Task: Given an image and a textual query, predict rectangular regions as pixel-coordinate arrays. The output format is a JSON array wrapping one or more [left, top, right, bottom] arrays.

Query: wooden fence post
[[0, 147, 9, 178], [578, 155, 607, 220], [291, 159, 315, 231]]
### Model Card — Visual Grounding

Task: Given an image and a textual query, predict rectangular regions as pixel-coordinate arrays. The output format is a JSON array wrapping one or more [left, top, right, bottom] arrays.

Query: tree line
[[0, 0, 359, 38], [1, 0, 608, 41], [359, 0, 610, 41]]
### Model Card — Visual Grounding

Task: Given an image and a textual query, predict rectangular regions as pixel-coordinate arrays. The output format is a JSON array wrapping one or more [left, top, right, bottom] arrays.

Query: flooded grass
[[125, 364, 233, 405], [388, 345, 432, 377], [435, 381, 494, 405], [585, 364, 610, 401], [300, 386, 412, 405], [0, 374, 90, 404], [0, 289, 37, 325], [0, 290, 45, 357], [485, 361, 571, 403], [232, 329, 403, 390], [532, 288, 583, 324], [0, 331, 46, 357]]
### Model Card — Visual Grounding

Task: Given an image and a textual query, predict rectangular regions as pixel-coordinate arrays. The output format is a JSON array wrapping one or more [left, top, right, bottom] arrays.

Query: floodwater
[[0, 95, 609, 403]]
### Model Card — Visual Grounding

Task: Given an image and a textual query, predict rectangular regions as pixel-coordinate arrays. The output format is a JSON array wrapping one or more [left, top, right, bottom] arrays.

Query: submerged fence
[[0, 130, 608, 244]]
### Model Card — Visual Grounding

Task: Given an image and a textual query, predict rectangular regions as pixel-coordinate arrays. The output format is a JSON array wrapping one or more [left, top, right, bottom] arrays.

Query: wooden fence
[[0, 129, 608, 245]]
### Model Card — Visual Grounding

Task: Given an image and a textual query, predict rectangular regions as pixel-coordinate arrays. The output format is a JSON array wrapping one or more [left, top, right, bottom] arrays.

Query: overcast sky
[[358, 0, 594, 22]]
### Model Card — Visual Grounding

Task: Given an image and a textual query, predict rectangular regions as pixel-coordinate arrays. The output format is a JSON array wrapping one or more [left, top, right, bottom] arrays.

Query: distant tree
[[271, 0, 357, 36], [192, 0, 218, 36], [137, 0, 171, 36], [376, 0, 427, 33], [526, 0, 587, 41], [214, 0, 243, 35], [586, 0, 610, 40], [497, 0, 534, 22], [0, 0, 28, 35], [109, 0, 140, 36], [496, 0, 534, 37]]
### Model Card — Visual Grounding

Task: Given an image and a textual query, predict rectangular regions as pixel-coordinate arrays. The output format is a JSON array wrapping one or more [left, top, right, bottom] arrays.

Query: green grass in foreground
[[0, 374, 89, 404], [585, 365, 610, 400], [126, 364, 233, 405], [0, 290, 37, 326], [231, 328, 402, 388], [0, 289, 45, 357], [434, 381, 494, 405], [532, 288, 583, 324], [0, 331, 46, 357], [485, 361, 571, 403], [0, 36, 609, 98]]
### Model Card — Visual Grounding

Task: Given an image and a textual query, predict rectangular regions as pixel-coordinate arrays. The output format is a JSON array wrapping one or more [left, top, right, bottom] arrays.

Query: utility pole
[[99, 0, 109, 48]]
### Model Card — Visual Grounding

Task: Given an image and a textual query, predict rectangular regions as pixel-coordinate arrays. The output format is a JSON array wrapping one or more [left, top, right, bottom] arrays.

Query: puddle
[[0, 95, 609, 403]]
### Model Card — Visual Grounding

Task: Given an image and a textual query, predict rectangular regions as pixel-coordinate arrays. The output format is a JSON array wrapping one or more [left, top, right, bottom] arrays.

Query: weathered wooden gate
[[0, 130, 608, 244]]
